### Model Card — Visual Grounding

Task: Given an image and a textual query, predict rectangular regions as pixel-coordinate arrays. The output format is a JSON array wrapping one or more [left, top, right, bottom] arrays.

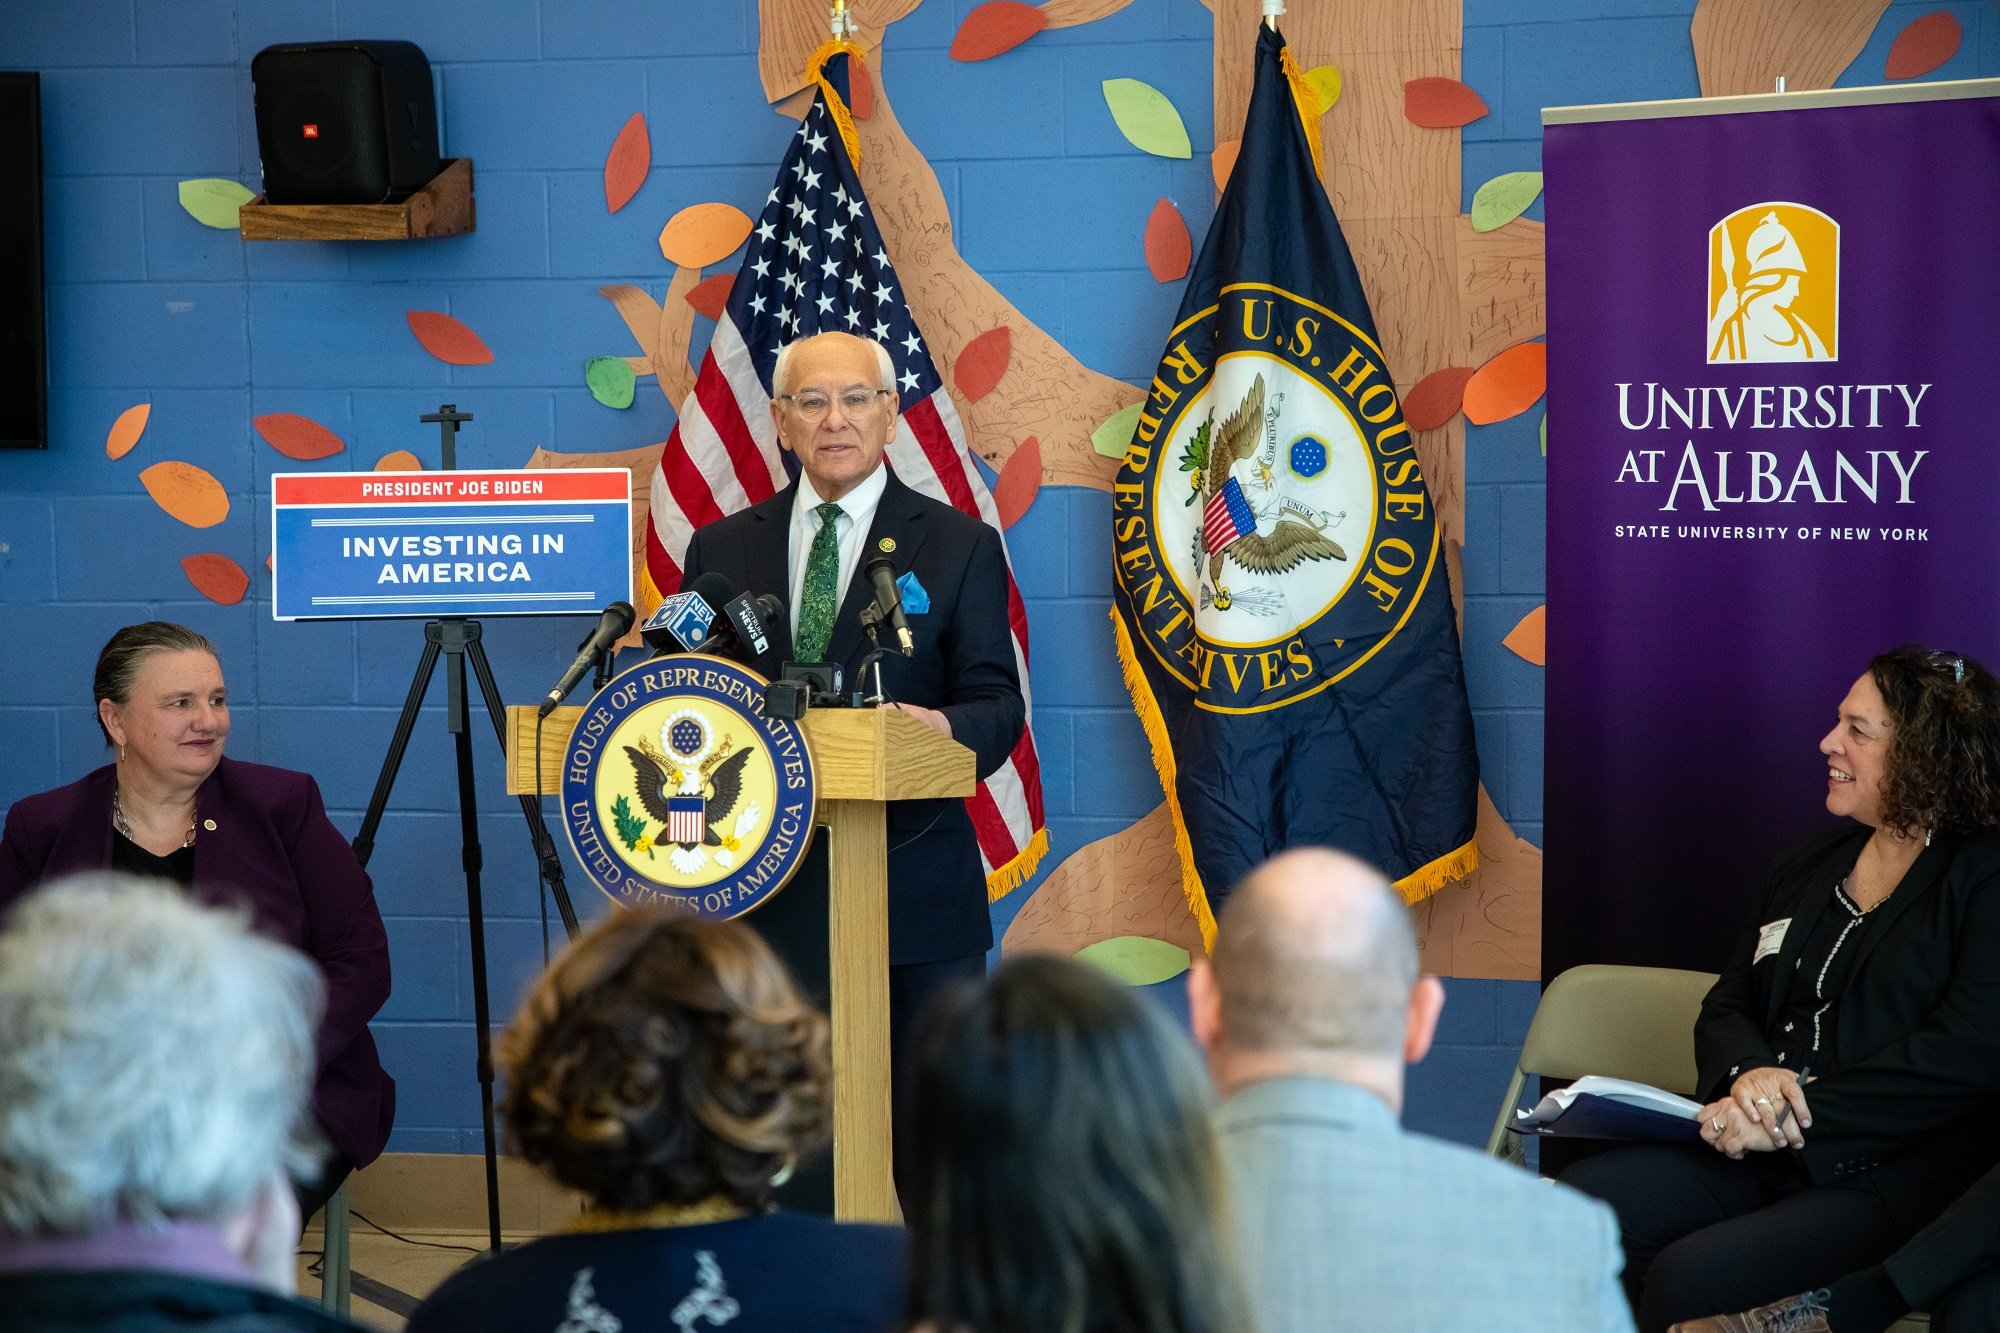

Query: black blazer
[[680, 468, 1026, 964], [1695, 825, 2000, 1223]]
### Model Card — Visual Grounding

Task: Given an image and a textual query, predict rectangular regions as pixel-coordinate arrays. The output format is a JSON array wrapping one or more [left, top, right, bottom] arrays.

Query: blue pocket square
[[897, 570, 931, 614]]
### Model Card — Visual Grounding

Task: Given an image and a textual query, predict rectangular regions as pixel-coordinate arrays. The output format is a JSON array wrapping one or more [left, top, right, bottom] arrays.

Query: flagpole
[[831, 0, 855, 39]]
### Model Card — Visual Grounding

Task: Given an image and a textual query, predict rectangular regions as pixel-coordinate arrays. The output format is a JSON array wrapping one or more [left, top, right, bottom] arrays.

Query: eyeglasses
[[775, 389, 892, 421]]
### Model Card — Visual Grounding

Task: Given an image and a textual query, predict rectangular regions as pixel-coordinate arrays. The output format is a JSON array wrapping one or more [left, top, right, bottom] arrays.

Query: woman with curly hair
[[1562, 646, 2000, 1333], [406, 909, 902, 1333], [901, 953, 1250, 1333]]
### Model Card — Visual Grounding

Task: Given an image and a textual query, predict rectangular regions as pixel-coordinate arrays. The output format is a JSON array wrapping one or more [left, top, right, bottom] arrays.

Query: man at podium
[[679, 331, 1025, 1079]]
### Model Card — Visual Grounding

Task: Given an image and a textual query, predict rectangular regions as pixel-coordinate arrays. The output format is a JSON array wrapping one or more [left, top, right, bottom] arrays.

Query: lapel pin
[[877, 537, 896, 553]]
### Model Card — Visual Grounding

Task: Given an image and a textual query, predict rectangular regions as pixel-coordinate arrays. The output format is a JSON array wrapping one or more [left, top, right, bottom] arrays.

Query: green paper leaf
[[1102, 78, 1192, 159], [177, 178, 254, 230], [1540, 411, 1547, 456], [1469, 170, 1542, 233], [1092, 401, 1143, 459], [585, 356, 637, 409], [1077, 935, 1192, 986]]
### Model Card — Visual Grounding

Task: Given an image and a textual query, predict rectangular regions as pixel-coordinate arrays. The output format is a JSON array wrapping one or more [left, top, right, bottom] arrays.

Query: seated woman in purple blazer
[[0, 621, 394, 1219]]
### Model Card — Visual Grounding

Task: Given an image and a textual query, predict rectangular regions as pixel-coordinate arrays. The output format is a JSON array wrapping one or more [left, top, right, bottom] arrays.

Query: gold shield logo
[[1707, 203, 1839, 363]]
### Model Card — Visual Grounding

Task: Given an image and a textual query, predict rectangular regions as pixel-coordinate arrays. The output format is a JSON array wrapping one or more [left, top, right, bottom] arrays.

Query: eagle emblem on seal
[[619, 708, 762, 875]]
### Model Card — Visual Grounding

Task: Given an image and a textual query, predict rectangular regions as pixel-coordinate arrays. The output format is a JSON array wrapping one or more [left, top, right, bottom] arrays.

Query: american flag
[[1203, 475, 1255, 554], [639, 60, 1047, 896]]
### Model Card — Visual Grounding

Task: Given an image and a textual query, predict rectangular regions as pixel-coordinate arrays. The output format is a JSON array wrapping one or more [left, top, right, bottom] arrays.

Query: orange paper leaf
[[685, 274, 733, 320], [1211, 139, 1241, 194], [252, 412, 345, 461], [658, 202, 754, 269], [1884, 11, 1960, 80], [992, 437, 1042, 529], [406, 311, 494, 366], [374, 450, 422, 471], [954, 327, 1012, 404], [603, 112, 650, 213], [181, 553, 249, 606], [951, 1, 1049, 61], [1403, 367, 1477, 431], [139, 461, 229, 529], [106, 403, 150, 460], [1503, 605, 1546, 667], [847, 57, 874, 120], [1143, 198, 1191, 283], [1462, 342, 1546, 425], [1403, 77, 1489, 129]]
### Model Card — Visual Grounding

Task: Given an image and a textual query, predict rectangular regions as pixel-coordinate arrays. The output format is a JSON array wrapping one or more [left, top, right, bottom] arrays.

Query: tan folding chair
[[319, 1176, 351, 1315], [1484, 963, 1718, 1162]]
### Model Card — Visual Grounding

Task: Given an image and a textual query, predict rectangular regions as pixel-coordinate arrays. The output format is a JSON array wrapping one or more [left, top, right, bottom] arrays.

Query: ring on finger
[[1711, 1116, 1725, 1133]]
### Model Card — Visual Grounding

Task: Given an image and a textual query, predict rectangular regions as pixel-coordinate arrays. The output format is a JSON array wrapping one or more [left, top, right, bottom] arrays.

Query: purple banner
[[1543, 91, 2000, 979]]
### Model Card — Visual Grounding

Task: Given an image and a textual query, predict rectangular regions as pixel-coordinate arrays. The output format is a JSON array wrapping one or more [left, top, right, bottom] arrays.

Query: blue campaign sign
[[270, 469, 633, 620]]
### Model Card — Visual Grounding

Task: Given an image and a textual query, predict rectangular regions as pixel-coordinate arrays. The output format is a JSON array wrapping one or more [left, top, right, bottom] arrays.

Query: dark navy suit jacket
[[680, 467, 1025, 964], [0, 757, 396, 1168]]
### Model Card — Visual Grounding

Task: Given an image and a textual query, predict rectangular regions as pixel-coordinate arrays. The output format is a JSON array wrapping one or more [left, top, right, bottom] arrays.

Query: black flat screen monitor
[[0, 72, 47, 450]]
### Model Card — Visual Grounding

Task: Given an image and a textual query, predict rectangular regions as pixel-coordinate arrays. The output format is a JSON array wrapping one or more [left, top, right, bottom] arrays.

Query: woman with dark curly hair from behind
[[1559, 646, 2000, 1333], [405, 908, 902, 1333], [901, 952, 1251, 1333]]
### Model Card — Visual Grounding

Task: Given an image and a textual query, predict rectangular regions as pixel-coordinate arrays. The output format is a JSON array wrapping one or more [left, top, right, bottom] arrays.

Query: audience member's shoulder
[[1401, 1130, 1616, 1224]]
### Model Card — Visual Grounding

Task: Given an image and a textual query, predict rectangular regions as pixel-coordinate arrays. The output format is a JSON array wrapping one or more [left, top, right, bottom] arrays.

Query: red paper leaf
[[1462, 342, 1546, 425], [993, 437, 1042, 529], [1403, 366, 1477, 431], [106, 403, 150, 459], [406, 311, 494, 366], [1143, 198, 1191, 283], [954, 327, 1012, 404], [1884, 11, 1960, 80], [847, 58, 874, 120], [181, 553, 249, 606], [951, 1, 1049, 62], [685, 274, 733, 320], [603, 112, 650, 213], [253, 412, 345, 461], [1403, 77, 1489, 129]]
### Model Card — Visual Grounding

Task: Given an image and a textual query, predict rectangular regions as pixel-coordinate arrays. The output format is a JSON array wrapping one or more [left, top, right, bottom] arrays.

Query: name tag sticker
[[1755, 918, 1792, 963]]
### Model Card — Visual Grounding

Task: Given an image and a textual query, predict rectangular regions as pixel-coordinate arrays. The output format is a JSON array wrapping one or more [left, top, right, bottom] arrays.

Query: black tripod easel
[[347, 404, 582, 1253]]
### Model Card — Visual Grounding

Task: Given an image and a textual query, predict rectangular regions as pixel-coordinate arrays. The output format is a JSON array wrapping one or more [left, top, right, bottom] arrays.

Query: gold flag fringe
[[1393, 836, 1479, 905], [985, 825, 1049, 902], [804, 39, 865, 166], [1278, 43, 1325, 180]]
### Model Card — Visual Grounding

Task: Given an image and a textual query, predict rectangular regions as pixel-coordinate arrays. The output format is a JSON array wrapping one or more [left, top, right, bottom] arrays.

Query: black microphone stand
[[346, 403, 582, 1256]]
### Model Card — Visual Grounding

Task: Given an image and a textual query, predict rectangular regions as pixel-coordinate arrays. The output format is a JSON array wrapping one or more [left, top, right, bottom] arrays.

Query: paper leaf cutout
[[406, 311, 494, 366], [106, 403, 150, 459], [685, 274, 733, 320], [375, 450, 422, 471], [1463, 342, 1546, 426], [585, 356, 637, 409], [953, 1, 1048, 61], [992, 436, 1042, 529], [954, 326, 1012, 404], [252, 412, 345, 461], [1212, 139, 1241, 194], [1077, 935, 1192, 986], [1404, 77, 1489, 129], [603, 112, 650, 213], [1403, 367, 1477, 432], [177, 178, 254, 229], [658, 202, 754, 268], [1102, 78, 1192, 159], [1503, 605, 1547, 667], [1091, 401, 1142, 458], [1143, 199, 1191, 283], [181, 553, 249, 606], [1469, 170, 1543, 233], [847, 57, 874, 120], [139, 462, 229, 528], [1304, 64, 1342, 114], [1885, 11, 1960, 79], [1540, 413, 1547, 457]]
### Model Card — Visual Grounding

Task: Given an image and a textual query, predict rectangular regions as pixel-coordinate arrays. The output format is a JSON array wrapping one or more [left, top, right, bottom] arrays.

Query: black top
[[0, 1268, 361, 1333], [110, 830, 195, 885], [406, 1211, 906, 1333], [1766, 879, 1884, 1074]]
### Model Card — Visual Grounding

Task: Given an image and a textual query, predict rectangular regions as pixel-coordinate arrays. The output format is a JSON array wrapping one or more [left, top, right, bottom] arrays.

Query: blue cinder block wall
[[4, 0, 1993, 1154]]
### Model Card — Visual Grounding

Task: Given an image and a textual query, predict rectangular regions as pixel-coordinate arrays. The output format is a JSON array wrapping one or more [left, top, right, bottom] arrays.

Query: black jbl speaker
[[251, 41, 440, 205]]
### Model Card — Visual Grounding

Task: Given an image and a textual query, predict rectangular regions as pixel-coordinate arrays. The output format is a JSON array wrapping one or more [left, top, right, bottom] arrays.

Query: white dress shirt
[[786, 463, 888, 645]]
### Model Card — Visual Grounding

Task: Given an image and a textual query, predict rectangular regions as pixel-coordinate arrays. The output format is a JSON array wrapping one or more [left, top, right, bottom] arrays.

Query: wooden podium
[[505, 703, 974, 1222]]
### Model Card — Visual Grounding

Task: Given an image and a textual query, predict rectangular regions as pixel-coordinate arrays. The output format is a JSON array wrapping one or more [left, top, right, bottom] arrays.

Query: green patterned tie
[[795, 502, 844, 660]]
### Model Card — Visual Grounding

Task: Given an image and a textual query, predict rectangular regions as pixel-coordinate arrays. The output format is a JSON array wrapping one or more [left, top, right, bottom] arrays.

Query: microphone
[[642, 573, 734, 654], [539, 601, 636, 717], [706, 591, 783, 659], [863, 555, 913, 656]]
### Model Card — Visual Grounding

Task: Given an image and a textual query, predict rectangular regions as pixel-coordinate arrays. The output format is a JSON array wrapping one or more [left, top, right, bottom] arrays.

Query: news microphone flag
[[645, 590, 716, 651], [636, 46, 1046, 897], [1111, 24, 1480, 943]]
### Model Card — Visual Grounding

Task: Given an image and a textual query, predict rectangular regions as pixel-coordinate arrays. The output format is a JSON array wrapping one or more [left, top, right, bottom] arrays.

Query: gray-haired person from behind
[[0, 873, 362, 1332]]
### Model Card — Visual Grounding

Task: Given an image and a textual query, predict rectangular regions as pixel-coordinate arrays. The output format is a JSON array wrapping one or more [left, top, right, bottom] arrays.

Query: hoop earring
[[770, 1155, 796, 1189]]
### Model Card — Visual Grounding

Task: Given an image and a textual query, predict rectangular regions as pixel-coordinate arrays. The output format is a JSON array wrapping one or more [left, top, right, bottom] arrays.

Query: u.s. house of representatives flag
[[640, 51, 1047, 896], [1113, 24, 1479, 943]]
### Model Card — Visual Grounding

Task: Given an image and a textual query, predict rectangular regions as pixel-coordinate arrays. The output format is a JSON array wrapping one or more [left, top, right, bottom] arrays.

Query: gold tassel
[[985, 825, 1050, 902], [1392, 836, 1480, 905], [804, 39, 865, 166], [1278, 43, 1325, 181]]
